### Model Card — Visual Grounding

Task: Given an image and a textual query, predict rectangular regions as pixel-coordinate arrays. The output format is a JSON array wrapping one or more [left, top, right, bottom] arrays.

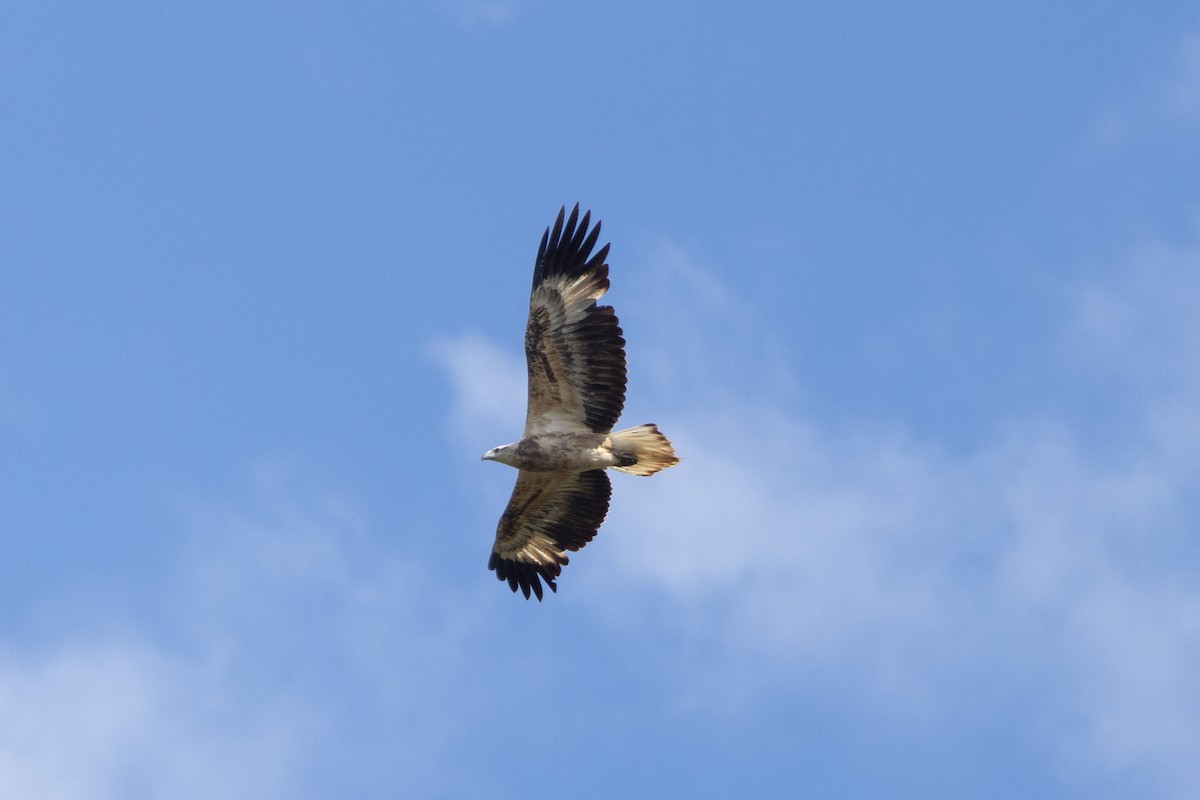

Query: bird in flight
[[482, 204, 679, 600]]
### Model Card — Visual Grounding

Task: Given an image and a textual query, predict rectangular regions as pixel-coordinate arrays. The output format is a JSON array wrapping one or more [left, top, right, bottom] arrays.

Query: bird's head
[[481, 444, 512, 464]]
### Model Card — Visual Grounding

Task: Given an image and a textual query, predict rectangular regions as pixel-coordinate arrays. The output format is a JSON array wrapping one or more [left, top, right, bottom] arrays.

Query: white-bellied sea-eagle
[[481, 204, 679, 600]]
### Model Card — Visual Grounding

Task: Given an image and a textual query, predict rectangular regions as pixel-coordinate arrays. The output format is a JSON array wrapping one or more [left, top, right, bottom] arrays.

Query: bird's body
[[485, 432, 617, 473], [482, 204, 679, 600]]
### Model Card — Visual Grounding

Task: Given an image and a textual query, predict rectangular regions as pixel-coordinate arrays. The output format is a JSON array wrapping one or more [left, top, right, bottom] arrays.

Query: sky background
[[3, 2, 1200, 797]]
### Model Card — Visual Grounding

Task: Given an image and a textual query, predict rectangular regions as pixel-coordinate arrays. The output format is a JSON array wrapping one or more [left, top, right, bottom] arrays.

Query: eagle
[[481, 204, 680, 600]]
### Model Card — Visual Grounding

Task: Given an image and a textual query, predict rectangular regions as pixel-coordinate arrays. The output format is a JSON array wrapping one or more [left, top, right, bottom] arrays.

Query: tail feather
[[609, 424, 680, 476]]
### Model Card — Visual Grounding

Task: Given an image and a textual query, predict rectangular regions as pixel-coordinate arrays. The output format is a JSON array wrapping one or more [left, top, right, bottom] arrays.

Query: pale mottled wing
[[488, 469, 611, 600], [523, 204, 627, 436]]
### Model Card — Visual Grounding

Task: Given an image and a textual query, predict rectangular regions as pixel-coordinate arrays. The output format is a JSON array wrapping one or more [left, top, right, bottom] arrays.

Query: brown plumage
[[482, 204, 680, 600]]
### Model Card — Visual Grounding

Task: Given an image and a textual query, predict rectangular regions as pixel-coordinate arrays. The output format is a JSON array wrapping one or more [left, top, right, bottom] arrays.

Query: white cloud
[[1078, 29, 1200, 154], [0, 466, 489, 800], [622, 238, 802, 410], [431, 232, 1200, 797], [1070, 233, 1200, 396], [1162, 31, 1200, 118], [0, 639, 299, 800], [427, 333, 526, 452], [446, 0, 532, 29]]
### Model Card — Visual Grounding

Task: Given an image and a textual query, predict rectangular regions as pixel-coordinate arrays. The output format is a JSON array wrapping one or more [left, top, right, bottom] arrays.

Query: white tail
[[609, 424, 680, 476]]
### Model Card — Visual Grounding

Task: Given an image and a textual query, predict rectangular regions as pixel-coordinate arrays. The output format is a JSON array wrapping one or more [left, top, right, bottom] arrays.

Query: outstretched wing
[[523, 204, 627, 436], [488, 469, 612, 600]]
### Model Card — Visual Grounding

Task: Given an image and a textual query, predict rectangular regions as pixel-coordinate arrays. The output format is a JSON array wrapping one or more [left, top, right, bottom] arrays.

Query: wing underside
[[523, 205, 627, 435], [489, 469, 612, 600]]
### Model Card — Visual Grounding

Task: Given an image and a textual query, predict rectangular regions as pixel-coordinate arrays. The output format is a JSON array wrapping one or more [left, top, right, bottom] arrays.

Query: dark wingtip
[[490, 556, 561, 602], [551, 205, 567, 238], [563, 204, 580, 242], [532, 203, 608, 288]]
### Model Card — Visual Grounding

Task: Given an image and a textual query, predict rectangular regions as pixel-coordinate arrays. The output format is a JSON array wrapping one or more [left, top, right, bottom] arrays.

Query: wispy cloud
[[0, 466, 490, 800], [1070, 233, 1200, 396], [1079, 28, 1200, 154], [445, 0, 533, 30], [426, 333, 526, 453], [1161, 31, 1200, 118], [431, 232, 1200, 797], [0, 636, 300, 799]]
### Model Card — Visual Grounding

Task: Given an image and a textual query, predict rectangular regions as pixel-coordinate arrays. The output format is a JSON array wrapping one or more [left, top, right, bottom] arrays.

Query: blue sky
[[3, 1, 1200, 797]]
